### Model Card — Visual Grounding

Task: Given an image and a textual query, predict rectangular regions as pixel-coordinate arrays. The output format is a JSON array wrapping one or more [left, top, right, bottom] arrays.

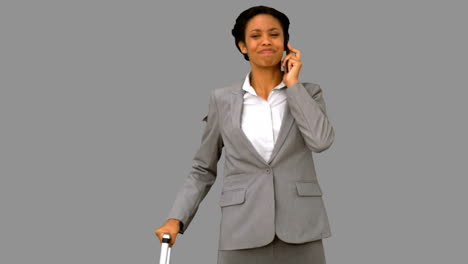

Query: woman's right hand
[[154, 218, 181, 248]]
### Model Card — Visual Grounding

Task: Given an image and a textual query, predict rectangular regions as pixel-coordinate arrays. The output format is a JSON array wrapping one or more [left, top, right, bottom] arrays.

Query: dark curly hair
[[203, 6, 290, 122]]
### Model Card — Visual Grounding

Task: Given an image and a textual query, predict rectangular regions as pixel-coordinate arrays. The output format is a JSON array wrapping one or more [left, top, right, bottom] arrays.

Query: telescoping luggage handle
[[159, 233, 171, 264]]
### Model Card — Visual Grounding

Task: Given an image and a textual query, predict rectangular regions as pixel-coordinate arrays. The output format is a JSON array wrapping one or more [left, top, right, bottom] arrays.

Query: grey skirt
[[217, 235, 326, 264]]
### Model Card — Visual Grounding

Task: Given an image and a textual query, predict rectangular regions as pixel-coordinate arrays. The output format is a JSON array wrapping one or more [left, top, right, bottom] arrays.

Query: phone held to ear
[[282, 44, 293, 73], [282, 48, 290, 73]]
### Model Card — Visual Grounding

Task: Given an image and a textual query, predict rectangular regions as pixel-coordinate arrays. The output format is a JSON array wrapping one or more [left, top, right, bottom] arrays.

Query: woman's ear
[[238, 41, 247, 54], [284, 42, 290, 54]]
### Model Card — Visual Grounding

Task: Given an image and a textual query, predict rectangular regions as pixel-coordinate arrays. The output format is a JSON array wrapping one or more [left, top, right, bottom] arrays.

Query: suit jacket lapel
[[267, 103, 294, 164], [230, 81, 295, 165]]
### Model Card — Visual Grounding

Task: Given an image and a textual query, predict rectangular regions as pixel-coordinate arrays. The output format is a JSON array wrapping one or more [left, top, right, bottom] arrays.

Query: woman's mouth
[[259, 50, 274, 55]]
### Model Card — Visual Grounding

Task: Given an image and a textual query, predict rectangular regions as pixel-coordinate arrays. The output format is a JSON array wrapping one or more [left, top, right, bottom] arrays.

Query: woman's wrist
[[167, 218, 181, 224], [285, 79, 299, 88]]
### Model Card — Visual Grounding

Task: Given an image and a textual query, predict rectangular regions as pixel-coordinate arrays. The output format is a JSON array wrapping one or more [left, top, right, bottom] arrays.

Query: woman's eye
[[251, 34, 279, 38]]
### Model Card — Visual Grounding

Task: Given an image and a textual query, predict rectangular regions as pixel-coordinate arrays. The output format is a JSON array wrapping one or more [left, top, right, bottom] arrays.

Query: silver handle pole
[[159, 233, 171, 264]]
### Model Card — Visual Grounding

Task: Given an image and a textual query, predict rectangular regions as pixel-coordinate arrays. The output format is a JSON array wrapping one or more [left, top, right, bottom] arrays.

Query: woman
[[155, 5, 334, 264]]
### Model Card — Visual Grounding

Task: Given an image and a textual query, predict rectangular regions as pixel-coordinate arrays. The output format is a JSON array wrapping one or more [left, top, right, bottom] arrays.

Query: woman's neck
[[249, 66, 284, 97]]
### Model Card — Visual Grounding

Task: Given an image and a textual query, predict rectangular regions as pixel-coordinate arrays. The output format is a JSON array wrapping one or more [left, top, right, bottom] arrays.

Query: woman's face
[[238, 14, 285, 69]]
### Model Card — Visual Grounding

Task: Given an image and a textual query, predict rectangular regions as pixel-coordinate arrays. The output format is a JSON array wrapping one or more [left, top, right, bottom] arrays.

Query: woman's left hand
[[282, 43, 302, 87]]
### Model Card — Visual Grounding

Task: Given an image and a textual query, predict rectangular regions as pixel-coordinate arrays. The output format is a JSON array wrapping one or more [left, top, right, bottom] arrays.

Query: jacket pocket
[[219, 188, 246, 207], [296, 182, 323, 196]]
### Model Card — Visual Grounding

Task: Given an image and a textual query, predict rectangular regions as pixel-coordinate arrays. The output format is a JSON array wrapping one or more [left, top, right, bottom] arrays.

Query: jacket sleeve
[[284, 82, 335, 153], [167, 90, 224, 234]]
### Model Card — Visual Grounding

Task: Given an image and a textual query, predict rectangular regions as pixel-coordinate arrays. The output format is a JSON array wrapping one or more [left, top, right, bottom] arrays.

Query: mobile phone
[[283, 60, 288, 73], [282, 44, 291, 73]]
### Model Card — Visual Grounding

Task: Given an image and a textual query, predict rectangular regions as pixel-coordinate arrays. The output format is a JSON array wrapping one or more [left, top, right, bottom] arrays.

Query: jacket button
[[266, 169, 271, 173]]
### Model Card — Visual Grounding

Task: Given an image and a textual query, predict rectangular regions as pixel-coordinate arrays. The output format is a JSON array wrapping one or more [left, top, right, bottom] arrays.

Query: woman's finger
[[287, 43, 301, 59], [282, 53, 296, 69], [287, 56, 302, 74], [285, 55, 300, 70], [288, 56, 296, 72]]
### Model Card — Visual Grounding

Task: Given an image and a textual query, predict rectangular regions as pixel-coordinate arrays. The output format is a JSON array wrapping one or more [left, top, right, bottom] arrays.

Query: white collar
[[242, 71, 286, 96]]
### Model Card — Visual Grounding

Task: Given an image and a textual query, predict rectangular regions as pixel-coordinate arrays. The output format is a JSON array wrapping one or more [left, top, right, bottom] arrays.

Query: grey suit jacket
[[167, 78, 335, 250]]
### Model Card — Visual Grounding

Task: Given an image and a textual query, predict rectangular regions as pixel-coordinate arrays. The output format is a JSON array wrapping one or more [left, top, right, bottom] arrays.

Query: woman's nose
[[261, 39, 272, 47], [260, 35, 273, 45]]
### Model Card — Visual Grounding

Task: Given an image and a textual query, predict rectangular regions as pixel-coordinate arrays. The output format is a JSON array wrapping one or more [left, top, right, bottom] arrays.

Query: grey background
[[1, 0, 466, 263]]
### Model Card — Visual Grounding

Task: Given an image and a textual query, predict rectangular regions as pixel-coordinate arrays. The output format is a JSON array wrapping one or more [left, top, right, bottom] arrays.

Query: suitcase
[[158, 233, 172, 264]]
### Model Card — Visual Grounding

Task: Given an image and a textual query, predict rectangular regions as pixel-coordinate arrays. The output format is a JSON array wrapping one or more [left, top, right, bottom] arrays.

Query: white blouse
[[241, 71, 287, 163]]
